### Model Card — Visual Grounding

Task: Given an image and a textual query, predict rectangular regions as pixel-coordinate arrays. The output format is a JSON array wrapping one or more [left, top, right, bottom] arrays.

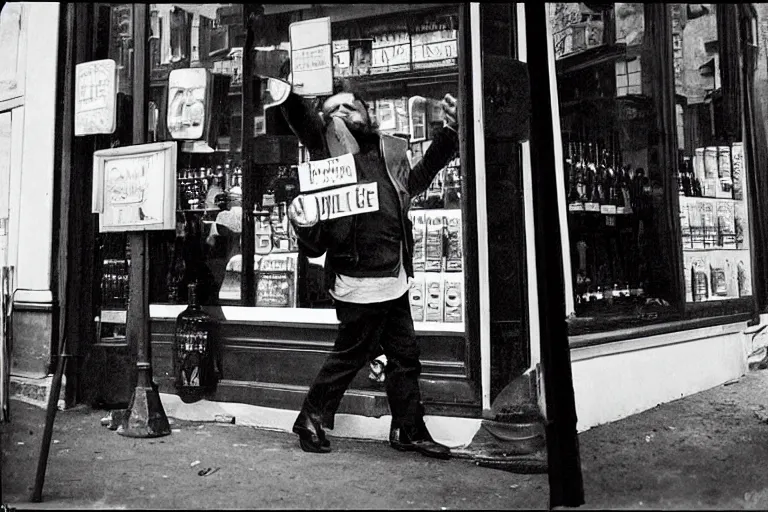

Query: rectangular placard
[[75, 59, 117, 136], [307, 182, 379, 221], [290, 17, 332, 97], [298, 153, 357, 192]]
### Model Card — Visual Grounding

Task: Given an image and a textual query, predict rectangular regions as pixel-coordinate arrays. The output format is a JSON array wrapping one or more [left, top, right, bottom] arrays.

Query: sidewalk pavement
[[5, 368, 768, 510]]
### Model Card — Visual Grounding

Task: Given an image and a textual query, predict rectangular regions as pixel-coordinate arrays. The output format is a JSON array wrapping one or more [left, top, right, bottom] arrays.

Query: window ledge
[[149, 304, 466, 334], [570, 314, 752, 363]]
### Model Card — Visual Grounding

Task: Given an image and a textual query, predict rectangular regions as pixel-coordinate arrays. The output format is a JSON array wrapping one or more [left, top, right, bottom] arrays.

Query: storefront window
[[672, 3, 753, 304], [93, 3, 136, 343], [147, 4, 467, 331], [550, 3, 756, 334]]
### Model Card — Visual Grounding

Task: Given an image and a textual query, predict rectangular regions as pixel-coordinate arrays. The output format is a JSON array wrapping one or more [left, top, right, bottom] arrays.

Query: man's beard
[[345, 118, 375, 137]]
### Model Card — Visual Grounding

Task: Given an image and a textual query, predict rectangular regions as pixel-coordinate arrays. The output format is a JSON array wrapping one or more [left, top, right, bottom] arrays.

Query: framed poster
[[75, 59, 117, 136], [92, 142, 177, 232]]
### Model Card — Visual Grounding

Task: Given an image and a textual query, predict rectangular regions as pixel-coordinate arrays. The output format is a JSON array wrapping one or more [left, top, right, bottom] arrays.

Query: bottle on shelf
[[173, 282, 217, 403]]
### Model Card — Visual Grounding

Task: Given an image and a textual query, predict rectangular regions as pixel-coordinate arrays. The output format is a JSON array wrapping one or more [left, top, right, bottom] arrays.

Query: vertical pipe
[[469, 2, 492, 412]]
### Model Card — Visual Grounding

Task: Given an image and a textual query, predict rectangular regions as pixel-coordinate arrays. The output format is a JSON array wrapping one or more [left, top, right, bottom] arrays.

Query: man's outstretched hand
[[288, 195, 320, 228], [442, 93, 458, 132]]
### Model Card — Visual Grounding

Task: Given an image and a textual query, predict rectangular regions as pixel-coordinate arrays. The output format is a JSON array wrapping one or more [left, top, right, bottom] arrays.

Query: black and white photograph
[[4, 2, 768, 510]]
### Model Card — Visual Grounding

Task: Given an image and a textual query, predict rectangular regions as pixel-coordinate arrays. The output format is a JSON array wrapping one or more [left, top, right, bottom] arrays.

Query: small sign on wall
[[91, 142, 177, 232], [75, 59, 117, 136]]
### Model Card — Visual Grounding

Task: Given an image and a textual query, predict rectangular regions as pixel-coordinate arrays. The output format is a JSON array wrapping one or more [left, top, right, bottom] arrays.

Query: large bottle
[[173, 283, 217, 403]]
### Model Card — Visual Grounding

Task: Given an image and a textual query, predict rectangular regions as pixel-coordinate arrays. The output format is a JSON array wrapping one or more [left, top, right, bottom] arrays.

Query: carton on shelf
[[425, 275, 443, 322], [425, 211, 444, 271], [409, 276, 426, 322], [443, 275, 463, 323]]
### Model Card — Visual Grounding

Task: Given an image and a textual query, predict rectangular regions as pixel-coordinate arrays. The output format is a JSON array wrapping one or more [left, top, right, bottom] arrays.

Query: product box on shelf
[[443, 275, 463, 323], [255, 253, 297, 308], [683, 252, 694, 303], [690, 254, 710, 302], [680, 199, 692, 249], [703, 147, 718, 197], [732, 142, 744, 201], [410, 210, 427, 272], [716, 146, 733, 199], [425, 212, 444, 272], [716, 201, 736, 249], [708, 253, 731, 298], [444, 210, 462, 272], [737, 258, 752, 297], [699, 201, 717, 248], [735, 202, 749, 250], [409, 276, 426, 322], [425, 275, 443, 322]]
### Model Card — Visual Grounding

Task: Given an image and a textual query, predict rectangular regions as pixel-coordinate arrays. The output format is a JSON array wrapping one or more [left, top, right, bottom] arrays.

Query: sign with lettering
[[92, 142, 177, 232], [75, 59, 117, 136], [306, 182, 380, 221], [298, 153, 357, 192], [290, 17, 332, 97]]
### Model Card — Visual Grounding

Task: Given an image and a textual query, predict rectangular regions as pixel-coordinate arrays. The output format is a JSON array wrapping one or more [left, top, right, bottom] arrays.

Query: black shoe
[[389, 426, 451, 460], [293, 411, 331, 453]]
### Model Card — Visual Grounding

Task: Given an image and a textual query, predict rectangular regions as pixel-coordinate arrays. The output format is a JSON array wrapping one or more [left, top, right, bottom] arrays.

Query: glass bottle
[[173, 283, 216, 403]]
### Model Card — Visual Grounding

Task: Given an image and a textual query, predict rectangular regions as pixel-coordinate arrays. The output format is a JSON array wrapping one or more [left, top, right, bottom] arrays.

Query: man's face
[[322, 92, 370, 132]]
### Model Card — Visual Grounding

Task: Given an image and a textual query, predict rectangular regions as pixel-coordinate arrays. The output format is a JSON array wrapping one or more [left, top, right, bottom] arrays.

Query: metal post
[[524, 3, 584, 508], [118, 3, 170, 438]]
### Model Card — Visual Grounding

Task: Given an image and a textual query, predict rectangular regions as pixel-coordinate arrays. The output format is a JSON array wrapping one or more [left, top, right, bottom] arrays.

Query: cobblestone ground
[[5, 369, 768, 510]]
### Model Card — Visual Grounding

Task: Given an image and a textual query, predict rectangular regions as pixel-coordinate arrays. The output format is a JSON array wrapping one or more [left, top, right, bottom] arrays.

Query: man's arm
[[279, 93, 328, 159], [407, 126, 459, 196]]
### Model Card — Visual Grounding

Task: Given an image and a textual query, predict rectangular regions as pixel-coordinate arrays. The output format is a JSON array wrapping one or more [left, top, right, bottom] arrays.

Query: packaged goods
[[410, 211, 427, 271], [444, 210, 462, 271], [255, 254, 296, 307], [694, 148, 706, 184], [716, 145, 733, 198], [691, 256, 709, 302], [703, 147, 718, 197], [425, 212, 444, 271], [738, 259, 752, 297], [443, 275, 463, 323], [716, 201, 736, 249], [425, 275, 443, 322], [684, 253, 694, 302], [710, 263, 728, 297], [731, 142, 744, 200], [735, 202, 749, 249], [409, 276, 426, 322], [679, 198, 692, 249], [699, 201, 716, 248]]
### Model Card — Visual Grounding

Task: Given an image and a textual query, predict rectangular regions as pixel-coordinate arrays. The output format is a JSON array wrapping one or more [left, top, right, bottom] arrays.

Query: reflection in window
[[672, 3, 753, 303]]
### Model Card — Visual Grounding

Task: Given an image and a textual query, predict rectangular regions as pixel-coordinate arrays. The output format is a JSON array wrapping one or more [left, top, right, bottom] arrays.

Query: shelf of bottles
[[678, 143, 752, 303], [564, 140, 653, 309], [168, 158, 243, 304]]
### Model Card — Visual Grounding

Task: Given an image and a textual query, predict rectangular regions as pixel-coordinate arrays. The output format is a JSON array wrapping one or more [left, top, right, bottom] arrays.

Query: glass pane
[[147, 4, 245, 305], [672, 3, 753, 302], [246, 4, 465, 329], [92, 4, 135, 342], [550, 3, 679, 325]]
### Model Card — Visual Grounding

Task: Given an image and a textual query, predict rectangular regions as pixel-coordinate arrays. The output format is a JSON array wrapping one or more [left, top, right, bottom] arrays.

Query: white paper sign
[[298, 153, 357, 192], [75, 59, 117, 136], [307, 182, 379, 221], [290, 17, 332, 97]]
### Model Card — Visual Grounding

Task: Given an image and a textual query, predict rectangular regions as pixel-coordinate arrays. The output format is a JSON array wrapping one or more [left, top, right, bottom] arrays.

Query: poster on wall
[[91, 142, 177, 232], [75, 59, 118, 136], [289, 17, 332, 97]]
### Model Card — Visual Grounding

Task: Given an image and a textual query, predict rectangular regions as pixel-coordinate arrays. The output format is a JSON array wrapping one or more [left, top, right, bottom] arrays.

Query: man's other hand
[[442, 93, 458, 132], [288, 195, 320, 228]]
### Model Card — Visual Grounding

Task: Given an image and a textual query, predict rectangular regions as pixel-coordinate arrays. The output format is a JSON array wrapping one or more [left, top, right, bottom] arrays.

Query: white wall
[[12, 2, 59, 305], [571, 322, 749, 432]]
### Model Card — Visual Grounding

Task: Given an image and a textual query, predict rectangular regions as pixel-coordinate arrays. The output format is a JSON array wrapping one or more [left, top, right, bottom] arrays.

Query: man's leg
[[300, 300, 387, 429], [380, 293, 450, 459]]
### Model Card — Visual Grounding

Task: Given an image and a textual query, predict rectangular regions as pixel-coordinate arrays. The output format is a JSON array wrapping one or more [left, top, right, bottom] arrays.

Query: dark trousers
[[301, 292, 424, 431]]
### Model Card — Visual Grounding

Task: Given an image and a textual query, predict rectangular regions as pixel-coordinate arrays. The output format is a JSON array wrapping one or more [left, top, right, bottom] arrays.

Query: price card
[[305, 182, 380, 221], [297, 153, 357, 192]]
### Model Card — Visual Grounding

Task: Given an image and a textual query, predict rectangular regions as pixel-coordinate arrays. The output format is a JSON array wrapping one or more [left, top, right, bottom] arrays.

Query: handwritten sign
[[306, 182, 379, 221], [92, 142, 177, 232], [298, 154, 357, 192], [290, 17, 332, 97], [75, 59, 117, 136]]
